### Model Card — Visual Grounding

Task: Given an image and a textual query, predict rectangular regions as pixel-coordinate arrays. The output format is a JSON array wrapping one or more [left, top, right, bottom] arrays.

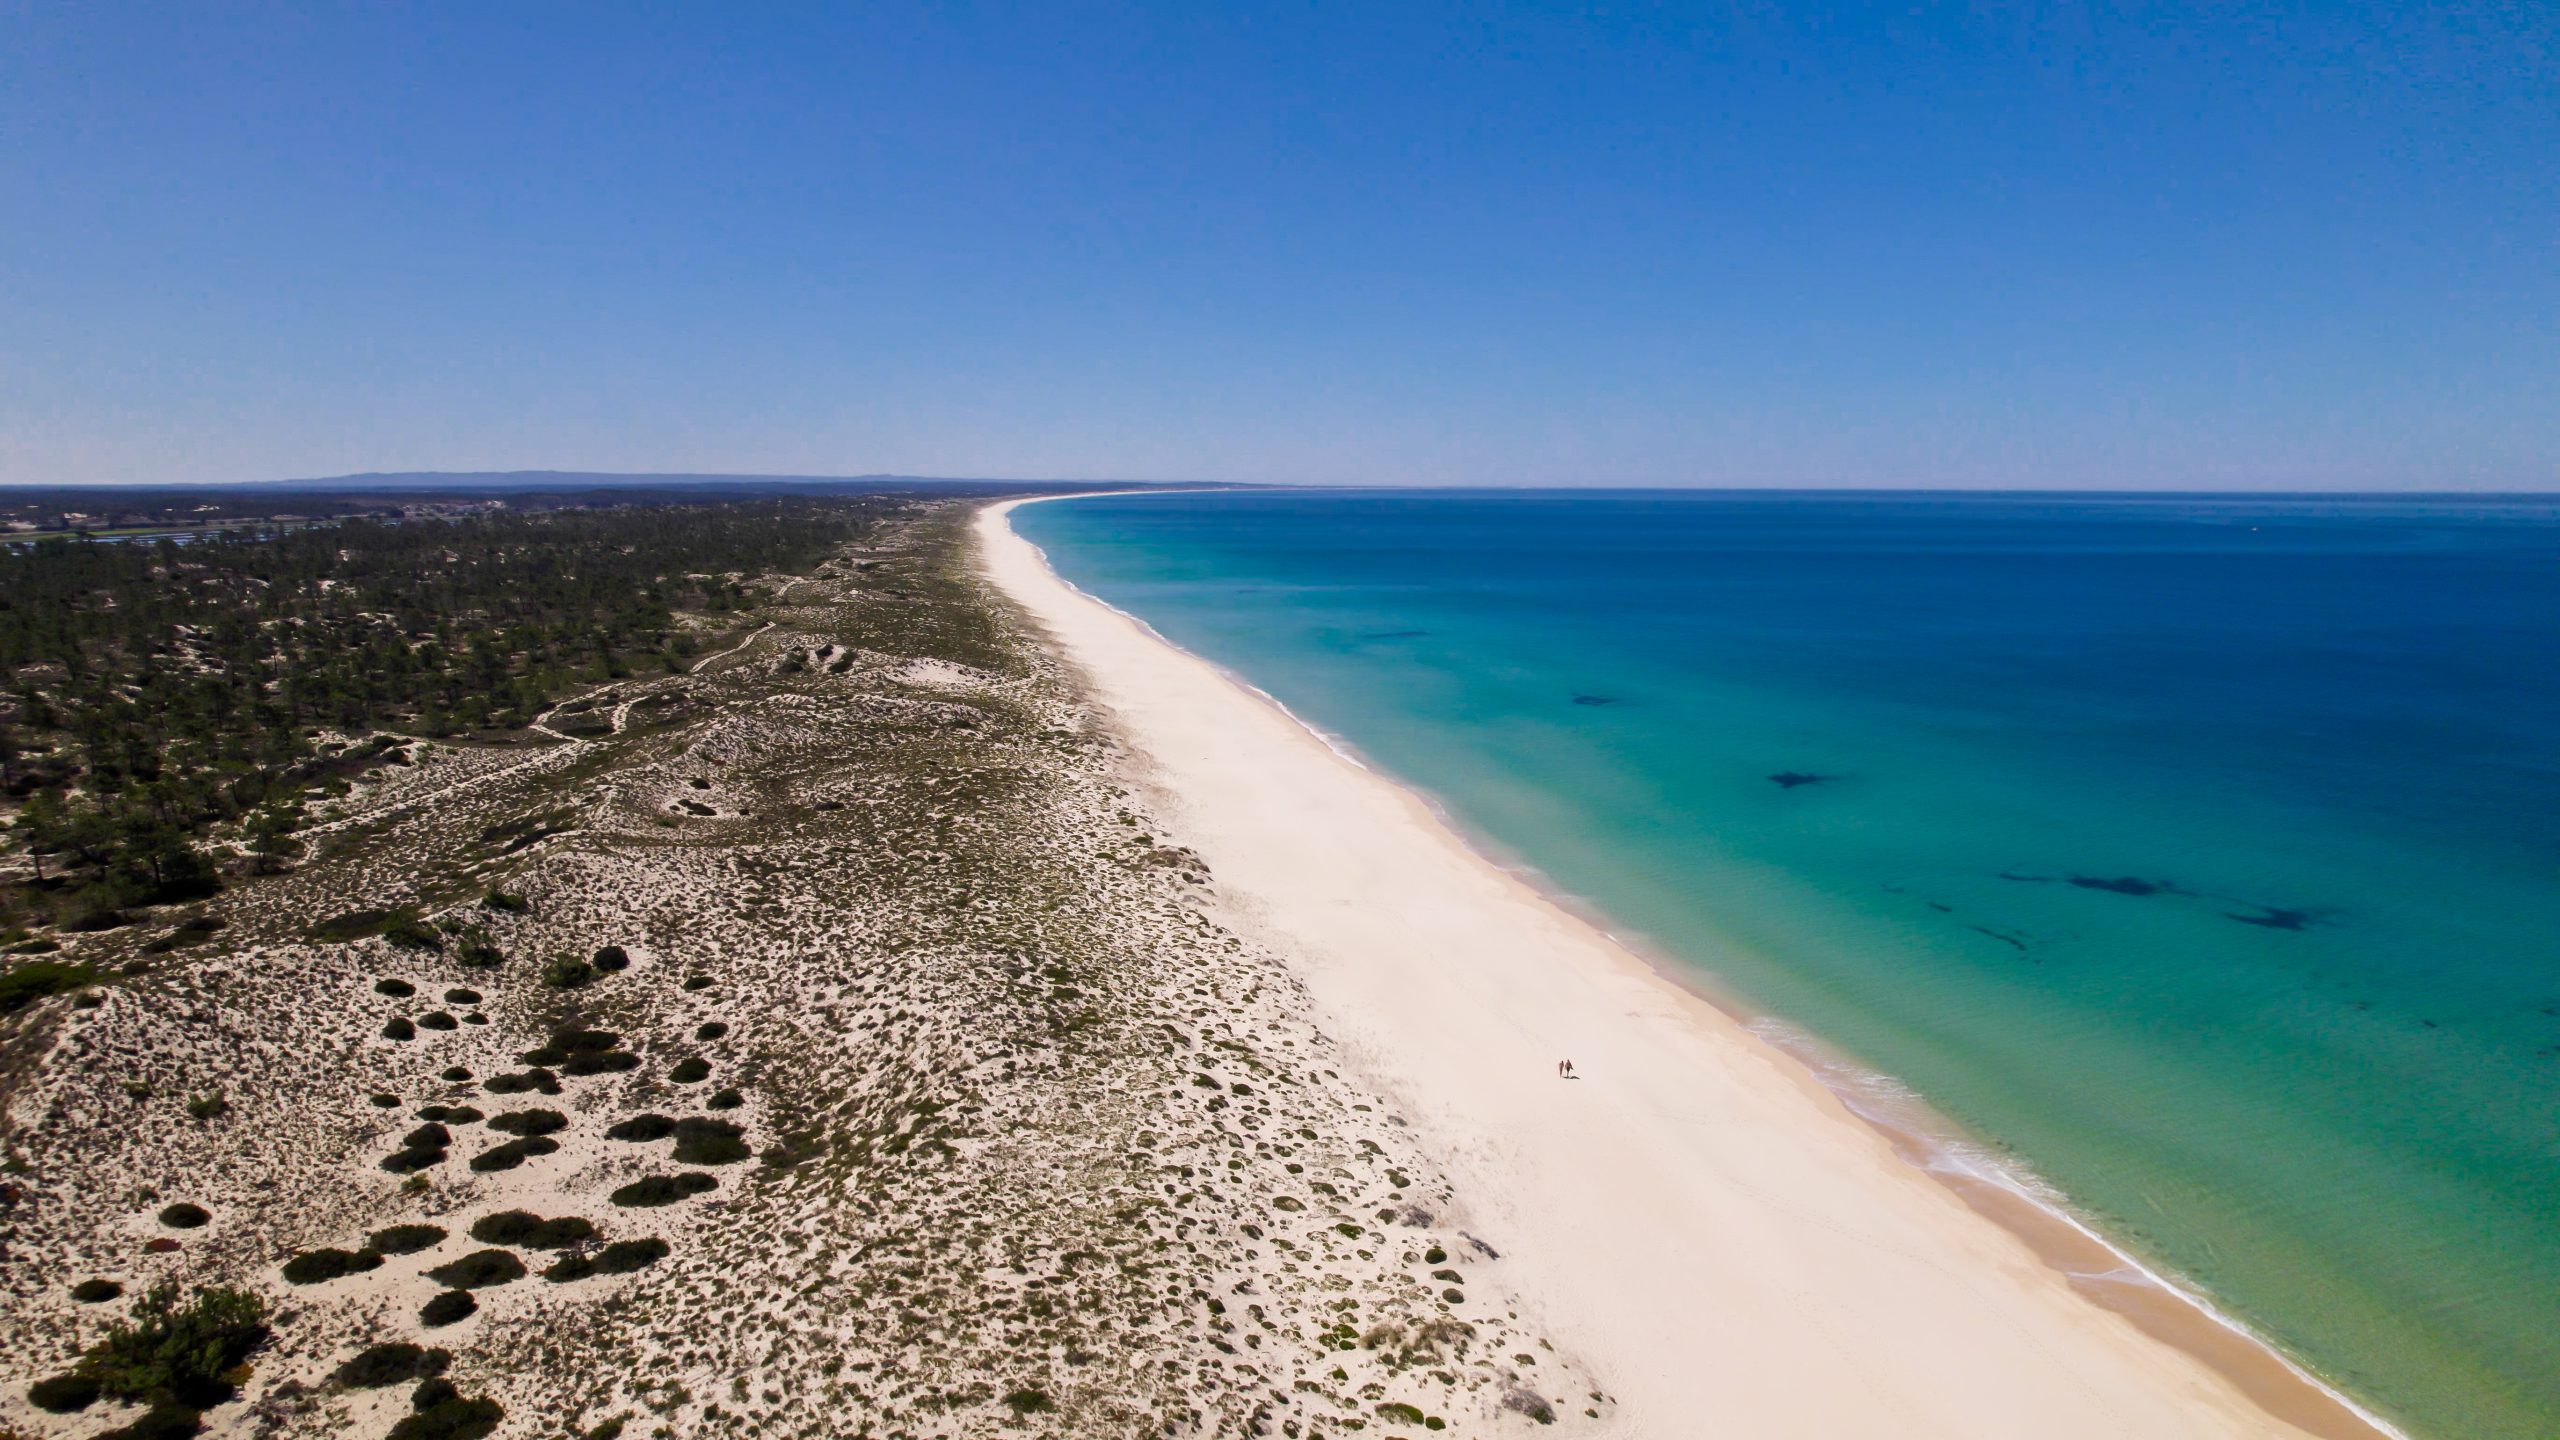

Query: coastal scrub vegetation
[[388, 1376, 504, 1440], [368, 1224, 447, 1255], [543, 1238, 669, 1283], [608, 1172, 717, 1208], [424, 1250, 526, 1289], [467, 1210, 594, 1248], [0, 498, 887, 941], [467, 1136, 559, 1172], [332, 1342, 450, 1390], [280, 1248, 384, 1285], [0, 958, 99, 1013], [31, 1283, 269, 1415], [0, 497, 1610, 1436]]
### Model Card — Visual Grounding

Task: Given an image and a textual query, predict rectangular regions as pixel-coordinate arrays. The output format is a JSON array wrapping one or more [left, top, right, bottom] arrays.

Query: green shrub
[[419, 1011, 458, 1031], [418, 1289, 475, 1327], [184, 1093, 228, 1121], [544, 1237, 668, 1283], [374, 978, 416, 998], [379, 1145, 445, 1174], [468, 1136, 559, 1172], [382, 1017, 416, 1041], [604, 1114, 676, 1142], [539, 958, 597, 990], [705, 1088, 745, 1111], [282, 1248, 384, 1285], [608, 1173, 717, 1208], [591, 945, 630, 971], [404, 1122, 452, 1149], [444, 988, 481, 1005], [480, 890, 530, 914], [1003, 1389, 1056, 1416], [306, 909, 398, 943], [65, 893, 131, 932], [423, 1249, 525, 1289], [388, 1390, 502, 1440], [333, 1341, 450, 1389], [29, 1371, 101, 1412], [456, 938, 505, 969], [593, 1237, 669, 1273], [483, 1067, 560, 1095], [671, 1117, 750, 1166], [486, 1108, 567, 1137], [370, 1093, 402, 1109], [681, 974, 712, 992], [693, 1021, 728, 1041], [156, 1203, 210, 1229], [440, 1065, 473, 1082], [79, 1282, 268, 1407], [73, 1278, 124, 1303], [381, 914, 443, 952], [468, 1210, 595, 1249], [368, 1224, 447, 1255], [411, 1377, 462, 1410], [520, 1028, 620, 1064], [667, 1057, 710, 1084], [562, 1049, 640, 1076]]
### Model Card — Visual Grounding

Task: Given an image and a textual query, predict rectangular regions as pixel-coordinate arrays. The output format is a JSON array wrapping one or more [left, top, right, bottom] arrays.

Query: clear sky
[[2, 3, 2552, 490]]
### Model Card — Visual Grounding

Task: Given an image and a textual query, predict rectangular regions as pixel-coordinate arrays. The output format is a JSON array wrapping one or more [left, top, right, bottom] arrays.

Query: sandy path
[[979, 498, 2399, 1440]]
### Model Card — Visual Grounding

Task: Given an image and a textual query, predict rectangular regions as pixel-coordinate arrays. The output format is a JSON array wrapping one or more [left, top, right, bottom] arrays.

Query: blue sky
[[2, 2, 2551, 489]]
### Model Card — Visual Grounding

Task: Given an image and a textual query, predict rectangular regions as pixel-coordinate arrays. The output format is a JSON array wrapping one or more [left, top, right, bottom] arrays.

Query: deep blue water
[[1016, 489, 2560, 1439]]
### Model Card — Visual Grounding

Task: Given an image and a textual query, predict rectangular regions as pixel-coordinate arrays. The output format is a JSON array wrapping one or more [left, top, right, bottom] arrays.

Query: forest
[[0, 495, 894, 941]]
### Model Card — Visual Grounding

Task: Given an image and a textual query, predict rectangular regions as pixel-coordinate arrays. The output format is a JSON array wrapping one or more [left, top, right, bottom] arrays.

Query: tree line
[[2, 496, 891, 938]]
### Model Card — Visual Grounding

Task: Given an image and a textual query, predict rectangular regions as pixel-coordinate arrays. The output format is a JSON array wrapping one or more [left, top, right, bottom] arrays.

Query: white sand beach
[[980, 497, 2396, 1440]]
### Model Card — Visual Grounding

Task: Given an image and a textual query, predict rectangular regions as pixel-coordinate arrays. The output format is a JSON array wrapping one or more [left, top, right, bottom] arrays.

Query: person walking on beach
[[1558, 1058, 1576, 1079]]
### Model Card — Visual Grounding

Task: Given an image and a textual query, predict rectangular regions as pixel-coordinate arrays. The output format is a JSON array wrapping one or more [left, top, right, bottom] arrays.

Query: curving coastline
[[980, 494, 2404, 1440]]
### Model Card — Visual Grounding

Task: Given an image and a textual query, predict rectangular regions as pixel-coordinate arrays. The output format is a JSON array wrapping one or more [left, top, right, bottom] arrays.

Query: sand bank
[[980, 497, 2399, 1440]]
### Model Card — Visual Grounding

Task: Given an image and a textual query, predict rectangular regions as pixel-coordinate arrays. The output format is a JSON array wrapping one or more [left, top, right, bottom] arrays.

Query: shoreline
[[980, 494, 2404, 1440]]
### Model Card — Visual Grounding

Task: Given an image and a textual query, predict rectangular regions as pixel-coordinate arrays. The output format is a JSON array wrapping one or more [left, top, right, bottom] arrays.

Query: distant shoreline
[[981, 492, 2403, 1440]]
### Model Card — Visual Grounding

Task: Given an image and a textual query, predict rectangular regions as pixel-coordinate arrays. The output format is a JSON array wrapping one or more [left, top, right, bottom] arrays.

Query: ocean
[[1013, 488, 2560, 1440]]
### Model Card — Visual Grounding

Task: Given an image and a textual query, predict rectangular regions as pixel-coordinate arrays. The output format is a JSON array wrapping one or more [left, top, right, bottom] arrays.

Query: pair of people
[[1555, 1058, 1577, 1079]]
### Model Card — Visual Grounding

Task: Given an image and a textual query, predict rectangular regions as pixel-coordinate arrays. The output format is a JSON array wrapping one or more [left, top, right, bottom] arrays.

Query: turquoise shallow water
[[1016, 489, 2560, 1440]]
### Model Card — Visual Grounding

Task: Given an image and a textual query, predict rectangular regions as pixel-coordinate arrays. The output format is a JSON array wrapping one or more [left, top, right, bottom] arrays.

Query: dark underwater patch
[[1570, 693, 1622, 707], [2067, 875, 2182, 896], [1767, 772, 1830, 789]]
